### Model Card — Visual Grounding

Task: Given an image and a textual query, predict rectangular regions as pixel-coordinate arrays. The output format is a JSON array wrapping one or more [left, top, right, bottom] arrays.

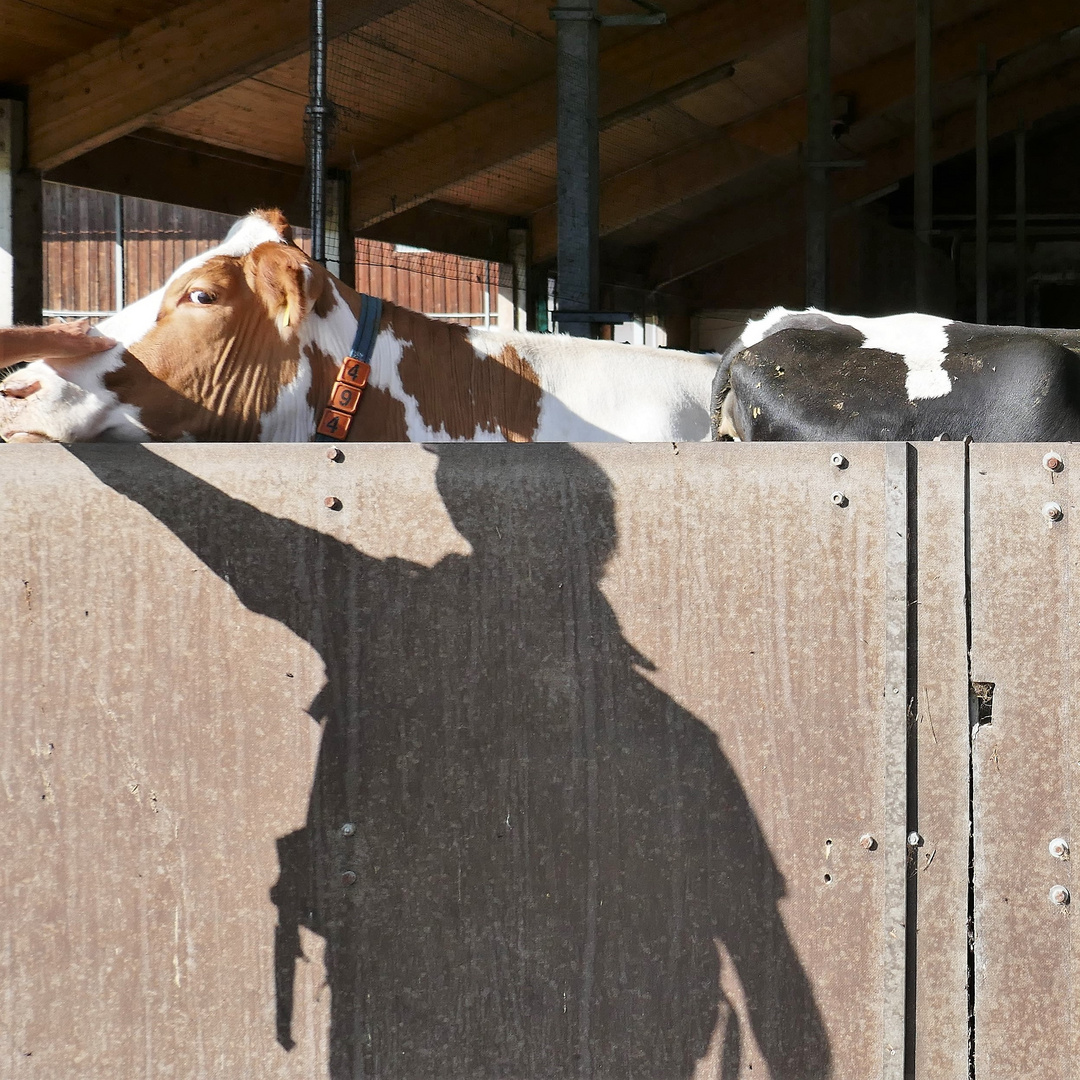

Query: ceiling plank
[[27, 0, 416, 170], [531, 0, 1080, 260], [350, 0, 865, 230], [651, 51, 1080, 287], [45, 132, 307, 222]]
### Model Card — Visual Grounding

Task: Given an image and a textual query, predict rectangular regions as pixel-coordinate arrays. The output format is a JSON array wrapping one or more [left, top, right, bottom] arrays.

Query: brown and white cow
[[0, 211, 719, 444]]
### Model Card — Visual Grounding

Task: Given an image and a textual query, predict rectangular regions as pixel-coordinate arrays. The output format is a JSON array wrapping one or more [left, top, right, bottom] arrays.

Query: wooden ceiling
[[7, 0, 1080, 294]]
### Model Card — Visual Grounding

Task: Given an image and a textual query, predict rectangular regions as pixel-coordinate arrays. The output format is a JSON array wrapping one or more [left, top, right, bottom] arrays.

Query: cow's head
[[0, 210, 357, 443]]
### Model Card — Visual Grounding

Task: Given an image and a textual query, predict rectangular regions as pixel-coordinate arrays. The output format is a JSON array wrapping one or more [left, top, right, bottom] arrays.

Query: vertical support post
[[882, 440, 911, 1080], [552, 0, 599, 337], [0, 98, 43, 326], [508, 225, 530, 331], [914, 0, 933, 312], [335, 172, 355, 289], [975, 44, 989, 324], [1014, 121, 1026, 326], [113, 192, 125, 315], [324, 170, 354, 286], [805, 0, 832, 310], [307, 0, 329, 266], [0, 100, 15, 327]]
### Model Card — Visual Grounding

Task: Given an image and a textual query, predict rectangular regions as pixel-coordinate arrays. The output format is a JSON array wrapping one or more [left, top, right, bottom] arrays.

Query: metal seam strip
[[882, 440, 910, 1078]]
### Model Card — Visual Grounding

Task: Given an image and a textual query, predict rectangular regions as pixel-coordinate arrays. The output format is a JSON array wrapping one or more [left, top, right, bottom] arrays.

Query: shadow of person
[[71, 442, 830, 1080]]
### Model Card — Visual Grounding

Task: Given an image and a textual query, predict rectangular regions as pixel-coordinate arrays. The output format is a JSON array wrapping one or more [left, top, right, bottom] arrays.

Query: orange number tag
[[317, 407, 353, 439], [340, 359, 371, 389], [331, 383, 363, 413]]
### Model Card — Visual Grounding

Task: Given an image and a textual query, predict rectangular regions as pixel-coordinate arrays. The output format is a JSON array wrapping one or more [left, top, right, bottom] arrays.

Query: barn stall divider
[[0, 442, 1070, 1079]]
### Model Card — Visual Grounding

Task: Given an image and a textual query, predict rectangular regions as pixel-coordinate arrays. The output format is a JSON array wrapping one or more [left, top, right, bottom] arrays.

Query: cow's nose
[[0, 380, 42, 399]]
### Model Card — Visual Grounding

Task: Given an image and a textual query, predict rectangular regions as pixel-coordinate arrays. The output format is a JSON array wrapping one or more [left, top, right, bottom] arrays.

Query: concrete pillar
[[508, 225, 530, 331], [552, 0, 599, 337], [805, 0, 832, 310], [0, 98, 43, 326], [1014, 121, 1026, 326], [913, 0, 933, 312]]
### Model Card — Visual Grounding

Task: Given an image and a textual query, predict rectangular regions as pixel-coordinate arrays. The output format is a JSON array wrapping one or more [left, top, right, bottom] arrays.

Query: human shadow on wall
[[73, 442, 830, 1080]]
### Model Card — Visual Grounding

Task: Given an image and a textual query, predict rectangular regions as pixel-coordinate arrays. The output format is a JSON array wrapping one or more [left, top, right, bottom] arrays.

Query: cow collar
[[313, 293, 384, 442]]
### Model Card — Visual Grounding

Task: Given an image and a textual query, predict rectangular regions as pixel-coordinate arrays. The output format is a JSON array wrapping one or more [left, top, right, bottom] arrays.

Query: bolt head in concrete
[[1049, 837, 1070, 859], [1049, 885, 1070, 906]]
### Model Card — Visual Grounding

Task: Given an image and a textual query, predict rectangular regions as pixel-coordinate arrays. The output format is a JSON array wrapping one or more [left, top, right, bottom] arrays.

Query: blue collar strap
[[314, 293, 384, 441]]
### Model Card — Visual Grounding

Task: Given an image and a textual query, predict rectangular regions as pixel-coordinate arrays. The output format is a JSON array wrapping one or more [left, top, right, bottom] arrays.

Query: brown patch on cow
[[106, 249, 307, 440], [305, 342, 339, 415], [390, 303, 541, 440], [246, 243, 322, 330], [103, 350, 227, 440], [347, 384, 409, 441], [312, 272, 341, 319]]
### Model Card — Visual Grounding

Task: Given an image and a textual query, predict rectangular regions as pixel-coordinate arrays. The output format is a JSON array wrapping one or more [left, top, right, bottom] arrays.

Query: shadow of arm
[[69, 444, 346, 647]]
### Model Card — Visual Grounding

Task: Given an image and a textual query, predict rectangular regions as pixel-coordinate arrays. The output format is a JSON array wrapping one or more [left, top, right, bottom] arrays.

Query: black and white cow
[[711, 307, 1080, 442]]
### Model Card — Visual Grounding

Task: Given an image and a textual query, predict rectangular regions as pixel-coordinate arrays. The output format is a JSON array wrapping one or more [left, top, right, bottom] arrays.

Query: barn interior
[[3, 0, 1080, 348]]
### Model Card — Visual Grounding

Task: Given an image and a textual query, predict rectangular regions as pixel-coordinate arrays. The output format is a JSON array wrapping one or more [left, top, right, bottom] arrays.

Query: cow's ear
[[249, 243, 319, 335]]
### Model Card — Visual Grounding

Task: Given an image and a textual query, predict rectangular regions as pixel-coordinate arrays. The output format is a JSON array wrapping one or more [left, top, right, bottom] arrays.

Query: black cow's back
[[712, 313, 1080, 442]]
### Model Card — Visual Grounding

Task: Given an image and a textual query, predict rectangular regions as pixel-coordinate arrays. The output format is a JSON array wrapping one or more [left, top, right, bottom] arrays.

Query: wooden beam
[[360, 201, 516, 263], [350, 0, 864, 230], [27, 0, 415, 171], [531, 0, 1079, 261], [652, 52, 1080, 287], [45, 132, 307, 222]]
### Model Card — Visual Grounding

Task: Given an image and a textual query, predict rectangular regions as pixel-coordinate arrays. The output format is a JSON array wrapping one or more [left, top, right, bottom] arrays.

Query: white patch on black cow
[[730, 307, 953, 402]]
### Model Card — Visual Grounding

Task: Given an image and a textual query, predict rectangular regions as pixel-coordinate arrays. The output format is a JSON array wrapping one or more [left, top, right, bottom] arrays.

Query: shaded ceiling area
[[7, 0, 1080, 336]]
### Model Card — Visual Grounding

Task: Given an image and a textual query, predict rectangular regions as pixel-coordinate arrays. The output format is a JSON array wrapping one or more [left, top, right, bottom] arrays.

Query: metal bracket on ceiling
[[549, 0, 666, 26]]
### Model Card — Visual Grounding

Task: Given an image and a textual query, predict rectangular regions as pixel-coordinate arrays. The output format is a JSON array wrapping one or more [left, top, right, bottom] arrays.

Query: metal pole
[[0, 100, 16, 327], [508, 226, 529, 331], [805, 0, 831, 310], [552, 0, 599, 337], [975, 44, 989, 323], [113, 192, 125, 314], [914, 0, 933, 312], [1015, 120, 1026, 326], [307, 0, 329, 266], [0, 98, 42, 326]]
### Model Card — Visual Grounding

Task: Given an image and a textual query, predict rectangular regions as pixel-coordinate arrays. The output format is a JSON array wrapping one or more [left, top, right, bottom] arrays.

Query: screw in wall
[[1048, 885, 1070, 906]]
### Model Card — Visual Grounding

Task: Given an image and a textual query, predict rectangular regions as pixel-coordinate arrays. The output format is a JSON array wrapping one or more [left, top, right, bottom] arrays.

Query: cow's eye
[[188, 289, 217, 305]]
